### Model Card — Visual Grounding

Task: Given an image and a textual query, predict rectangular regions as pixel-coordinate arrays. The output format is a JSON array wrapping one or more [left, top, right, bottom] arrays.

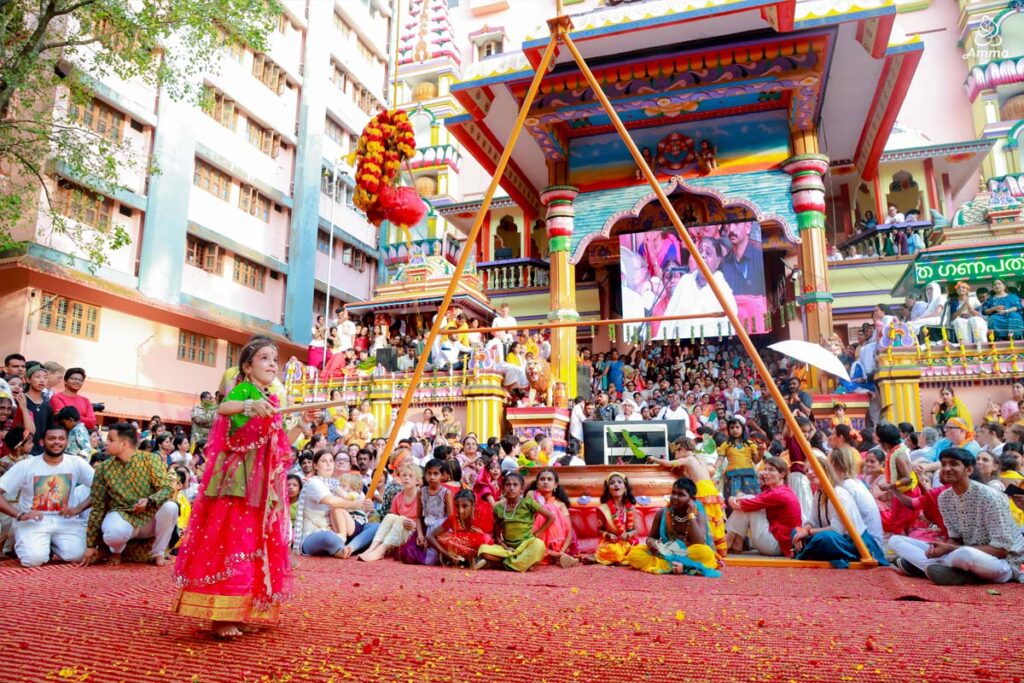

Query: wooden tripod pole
[[365, 31, 560, 497], [559, 33, 875, 565]]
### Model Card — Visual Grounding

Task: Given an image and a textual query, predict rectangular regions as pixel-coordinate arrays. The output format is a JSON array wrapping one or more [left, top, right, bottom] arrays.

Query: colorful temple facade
[[297, 0, 1024, 441]]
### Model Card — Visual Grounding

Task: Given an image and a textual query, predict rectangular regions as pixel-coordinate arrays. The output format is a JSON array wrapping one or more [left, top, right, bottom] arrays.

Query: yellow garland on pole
[[353, 109, 416, 226]]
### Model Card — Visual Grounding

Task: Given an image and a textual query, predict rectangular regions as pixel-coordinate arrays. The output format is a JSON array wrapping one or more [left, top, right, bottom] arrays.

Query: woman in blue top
[[983, 279, 1024, 339]]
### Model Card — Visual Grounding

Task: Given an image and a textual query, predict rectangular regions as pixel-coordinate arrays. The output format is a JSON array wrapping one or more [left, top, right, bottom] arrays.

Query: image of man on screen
[[659, 236, 736, 340], [720, 221, 768, 332]]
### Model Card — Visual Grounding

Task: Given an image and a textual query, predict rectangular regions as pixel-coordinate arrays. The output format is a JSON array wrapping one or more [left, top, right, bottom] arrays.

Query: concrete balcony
[[318, 195, 378, 249], [208, 59, 298, 144], [410, 144, 461, 173], [331, 46, 387, 102], [478, 258, 549, 292], [325, 84, 371, 142], [335, 0, 389, 59], [187, 187, 289, 262], [194, 114, 294, 196]]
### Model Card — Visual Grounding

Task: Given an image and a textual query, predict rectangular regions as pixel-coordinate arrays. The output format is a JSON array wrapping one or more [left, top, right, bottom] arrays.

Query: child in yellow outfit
[[652, 437, 726, 560]]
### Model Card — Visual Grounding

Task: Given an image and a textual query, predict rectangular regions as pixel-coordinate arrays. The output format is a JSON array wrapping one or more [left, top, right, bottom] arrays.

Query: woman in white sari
[[909, 282, 946, 336]]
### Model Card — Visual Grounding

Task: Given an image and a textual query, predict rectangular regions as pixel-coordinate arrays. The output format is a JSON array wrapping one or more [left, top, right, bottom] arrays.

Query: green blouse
[[493, 496, 542, 545]]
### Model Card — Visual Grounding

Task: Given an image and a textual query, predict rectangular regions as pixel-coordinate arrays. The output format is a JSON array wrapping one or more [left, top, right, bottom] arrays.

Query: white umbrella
[[768, 339, 851, 382]]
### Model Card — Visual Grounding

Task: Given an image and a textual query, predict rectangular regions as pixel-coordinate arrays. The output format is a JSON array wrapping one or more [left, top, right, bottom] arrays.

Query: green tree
[[0, 0, 280, 267]]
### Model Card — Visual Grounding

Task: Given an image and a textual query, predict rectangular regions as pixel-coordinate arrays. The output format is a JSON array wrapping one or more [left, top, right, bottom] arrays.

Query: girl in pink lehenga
[[527, 468, 579, 568], [173, 338, 305, 638]]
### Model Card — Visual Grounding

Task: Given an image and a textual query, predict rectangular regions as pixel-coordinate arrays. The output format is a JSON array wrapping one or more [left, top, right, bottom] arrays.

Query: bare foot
[[212, 622, 243, 638], [670, 562, 684, 575], [108, 553, 122, 566], [472, 558, 488, 571], [559, 553, 580, 569], [153, 555, 170, 567], [237, 624, 261, 634], [340, 546, 354, 559]]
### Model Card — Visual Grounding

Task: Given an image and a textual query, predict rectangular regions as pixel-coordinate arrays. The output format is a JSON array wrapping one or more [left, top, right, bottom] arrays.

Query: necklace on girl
[[500, 498, 522, 520]]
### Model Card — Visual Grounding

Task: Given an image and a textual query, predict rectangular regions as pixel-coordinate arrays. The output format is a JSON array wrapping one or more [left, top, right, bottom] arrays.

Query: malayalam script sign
[[913, 253, 1024, 285]]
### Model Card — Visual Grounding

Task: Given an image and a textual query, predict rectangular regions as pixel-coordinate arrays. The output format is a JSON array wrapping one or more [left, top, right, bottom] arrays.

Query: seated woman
[[625, 477, 720, 577], [724, 457, 802, 557], [948, 280, 988, 348], [983, 279, 1024, 341], [295, 450, 372, 558], [931, 385, 972, 431], [792, 456, 888, 567], [908, 283, 946, 337]]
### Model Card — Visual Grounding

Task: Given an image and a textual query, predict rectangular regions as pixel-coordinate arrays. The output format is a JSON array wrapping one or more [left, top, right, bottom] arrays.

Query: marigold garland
[[353, 109, 416, 226]]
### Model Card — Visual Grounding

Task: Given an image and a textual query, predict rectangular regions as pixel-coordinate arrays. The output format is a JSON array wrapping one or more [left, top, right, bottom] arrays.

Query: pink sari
[[172, 385, 293, 623], [531, 492, 574, 561]]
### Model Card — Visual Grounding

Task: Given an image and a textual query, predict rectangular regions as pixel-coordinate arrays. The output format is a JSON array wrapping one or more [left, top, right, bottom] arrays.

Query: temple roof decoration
[[398, 0, 460, 68], [569, 172, 798, 263], [964, 55, 1024, 102]]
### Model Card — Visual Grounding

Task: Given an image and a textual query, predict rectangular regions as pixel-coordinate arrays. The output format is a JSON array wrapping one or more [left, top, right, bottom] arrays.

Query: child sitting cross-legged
[[588, 472, 639, 565], [359, 461, 422, 562], [428, 489, 490, 568], [625, 477, 721, 577], [475, 472, 554, 572], [652, 437, 726, 560], [526, 468, 578, 568]]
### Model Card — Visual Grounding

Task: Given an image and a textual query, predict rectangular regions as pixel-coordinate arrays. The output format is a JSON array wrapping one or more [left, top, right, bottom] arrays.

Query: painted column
[[369, 377, 393, 439], [783, 154, 833, 346], [541, 185, 579, 400], [284, 0, 332, 346], [138, 91, 196, 303], [464, 373, 506, 441], [874, 364, 923, 428]]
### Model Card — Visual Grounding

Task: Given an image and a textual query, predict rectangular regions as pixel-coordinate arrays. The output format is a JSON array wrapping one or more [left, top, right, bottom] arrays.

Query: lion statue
[[522, 358, 553, 407]]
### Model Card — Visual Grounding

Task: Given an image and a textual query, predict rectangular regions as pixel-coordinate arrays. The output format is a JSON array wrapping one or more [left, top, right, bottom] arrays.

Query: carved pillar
[[464, 372, 507, 441], [541, 185, 580, 400], [874, 364, 923, 428], [783, 153, 833, 391], [369, 377, 393, 438]]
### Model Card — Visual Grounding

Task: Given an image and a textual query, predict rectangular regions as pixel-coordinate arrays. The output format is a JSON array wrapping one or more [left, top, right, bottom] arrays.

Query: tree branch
[[41, 35, 101, 51]]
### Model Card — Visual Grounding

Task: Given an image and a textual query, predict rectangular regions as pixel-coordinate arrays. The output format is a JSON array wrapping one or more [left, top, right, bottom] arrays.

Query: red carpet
[[1, 558, 1021, 682]]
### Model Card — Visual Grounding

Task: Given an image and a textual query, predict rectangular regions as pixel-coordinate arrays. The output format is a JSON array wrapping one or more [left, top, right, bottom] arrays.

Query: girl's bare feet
[[108, 553, 122, 566], [340, 546, 354, 559], [558, 553, 580, 569], [670, 562, 684, 574], [153, 555, 170, 567], [212, 621, 243, 638]]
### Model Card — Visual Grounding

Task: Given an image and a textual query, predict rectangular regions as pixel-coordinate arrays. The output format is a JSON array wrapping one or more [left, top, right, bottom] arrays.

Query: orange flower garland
[[353, 109, 416, 226]]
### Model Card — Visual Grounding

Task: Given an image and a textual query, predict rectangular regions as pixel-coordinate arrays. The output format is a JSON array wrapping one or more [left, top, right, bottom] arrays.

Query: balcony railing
[[478, 258, 549, 291], [838, 220, 933, 257]]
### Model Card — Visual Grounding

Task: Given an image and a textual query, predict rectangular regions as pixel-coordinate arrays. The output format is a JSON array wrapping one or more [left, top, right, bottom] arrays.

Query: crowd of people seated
[[2, 311, 1023, 585], [835, 205, 931, 260]]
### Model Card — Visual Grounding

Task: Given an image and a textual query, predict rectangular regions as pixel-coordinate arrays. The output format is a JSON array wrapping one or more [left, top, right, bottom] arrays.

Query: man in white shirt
[[569, 397, 586, 444], [886, 204, 905, 224], [396, 347, 417, 372], [492, 303, 518, 348], [0, 424, 93, 567], [615, 402, 643, 422], [337, 309, 357, 352], [657, 393, 693, 437]]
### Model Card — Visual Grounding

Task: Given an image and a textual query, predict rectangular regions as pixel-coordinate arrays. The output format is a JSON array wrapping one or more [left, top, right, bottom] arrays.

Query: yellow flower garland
[[353, 109, 416, 224]]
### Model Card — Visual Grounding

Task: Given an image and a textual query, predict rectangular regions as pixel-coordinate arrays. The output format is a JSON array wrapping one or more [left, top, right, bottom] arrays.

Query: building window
[[276, 13, 289, 34], [178, 330, 217, 366], [331, 64, 349, 93], [55, 180, 113, 230], [478, 39, 503, 60], [354, 250, 366, 272], [325, 116, 346, 145], [252, 53, 288, 95], [333, 11, 353, 38], [68, 97, 125, 142], [215, 28, 245, 63], [239, 184, 271, 222], [245, 118, 282, 157], [193, 159, 232, 201], [320, 170, 347, 203], [226, 341, 242, 369], [317, 231, 330, 254], [203, 87, 238, 130], [186, 236, 224, 274], [37, 293, 100, 340], [233, 255, 266, 291]]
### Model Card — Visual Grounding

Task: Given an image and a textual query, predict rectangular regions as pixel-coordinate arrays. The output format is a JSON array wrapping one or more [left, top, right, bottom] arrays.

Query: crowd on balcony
[[1, 299, 1023, 638], [831, 205, 933, 261]]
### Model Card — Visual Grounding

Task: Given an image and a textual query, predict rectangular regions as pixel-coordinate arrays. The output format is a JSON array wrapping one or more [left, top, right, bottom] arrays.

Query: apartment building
[[0, 0, 393, 424]]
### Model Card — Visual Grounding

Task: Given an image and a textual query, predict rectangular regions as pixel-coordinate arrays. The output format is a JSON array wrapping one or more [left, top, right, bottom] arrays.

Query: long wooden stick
[[441, 311, 727, 337], [365, 31, 561, 497], [276, 399, 352, 415], [560, 33, 874, 565]]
